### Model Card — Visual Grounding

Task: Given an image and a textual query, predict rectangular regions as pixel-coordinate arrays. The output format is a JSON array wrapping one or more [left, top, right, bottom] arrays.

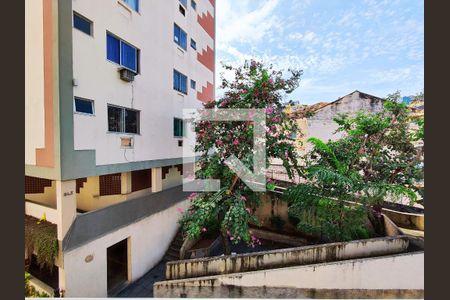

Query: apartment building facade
[[25, 0, 215, 296]]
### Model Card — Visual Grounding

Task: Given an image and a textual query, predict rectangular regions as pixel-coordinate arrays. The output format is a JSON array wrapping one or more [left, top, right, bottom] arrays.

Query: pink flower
[[233, 139, 239, 145], [246, 208, 252, 214], [268, 78, 273, 84], [177, 207, 184, 213], [216, 140, 223, 146], [189, 192, 198, 198], [265, 106, 274, 114], [202, 227, 207, 232], [230, 236, 234, 241], [285, 150, 289, 159], [227, 230, 231, 236], [240, 195, 247, 201]]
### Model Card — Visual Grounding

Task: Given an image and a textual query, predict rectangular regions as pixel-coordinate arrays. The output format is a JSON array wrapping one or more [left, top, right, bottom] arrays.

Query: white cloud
[[217, 0, 281, 49]]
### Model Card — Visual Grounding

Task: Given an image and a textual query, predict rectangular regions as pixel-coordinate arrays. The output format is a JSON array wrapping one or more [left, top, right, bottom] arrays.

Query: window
[[108, 105, 140, 134], [191, 0, 197, 10], [74, 97, 94, 115], [179, 5, 186, 16], [99, 173, 121, 196], [179, 0, 188, 8], [73, 12, 92, 36], [122, 0, 139, 12], [107, 32, 139, 73], [190, 38, 197, 50], [190, 79, 196, 90], [174, 24, 187, 50], [173, 69, 188, 94], [174, 118, 184, 137]]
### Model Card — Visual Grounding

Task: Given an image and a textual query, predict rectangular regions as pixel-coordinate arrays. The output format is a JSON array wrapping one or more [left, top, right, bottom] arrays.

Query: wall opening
[[107, 238, 129, 296]]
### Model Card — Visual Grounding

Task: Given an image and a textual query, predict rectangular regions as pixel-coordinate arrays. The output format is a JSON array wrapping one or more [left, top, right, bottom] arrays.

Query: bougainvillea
[[180, 61, 302, 254]]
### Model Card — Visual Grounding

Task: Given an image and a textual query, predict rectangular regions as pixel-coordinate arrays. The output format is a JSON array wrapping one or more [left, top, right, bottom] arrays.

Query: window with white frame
[[108, 105, 140, 134], [191, 0, 197, 10], [190, 38, 197, 50], [106, 32, 139, 73], [190, 79, 196, 90]]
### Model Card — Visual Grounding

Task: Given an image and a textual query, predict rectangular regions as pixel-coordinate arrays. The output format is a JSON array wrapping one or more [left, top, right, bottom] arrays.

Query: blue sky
[[216, 0, 424, 104]]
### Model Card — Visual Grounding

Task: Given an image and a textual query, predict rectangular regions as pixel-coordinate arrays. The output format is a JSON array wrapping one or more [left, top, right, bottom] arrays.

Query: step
[[167, 249, 180, 258]]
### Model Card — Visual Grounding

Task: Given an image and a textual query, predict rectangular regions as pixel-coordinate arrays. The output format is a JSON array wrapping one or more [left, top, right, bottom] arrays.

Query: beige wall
[[25, 0, 46, 165], [62, 199, 190, 298], [154, 252, 424, 298]]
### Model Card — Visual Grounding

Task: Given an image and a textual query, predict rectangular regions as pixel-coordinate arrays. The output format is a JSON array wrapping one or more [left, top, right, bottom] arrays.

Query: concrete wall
[[25, 200, 58, 224], [254, 192, 298, 234], [155, 252, 424, 298], [25, 0, 45, 165], [165, 236, 409, 280], [382, 208, 424, 231], [62, 199, 190, 298], [72, 0, 214, 166]]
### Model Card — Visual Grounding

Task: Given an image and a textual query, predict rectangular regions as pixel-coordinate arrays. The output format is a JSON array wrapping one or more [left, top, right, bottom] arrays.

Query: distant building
[[292, 90, 385, 152]]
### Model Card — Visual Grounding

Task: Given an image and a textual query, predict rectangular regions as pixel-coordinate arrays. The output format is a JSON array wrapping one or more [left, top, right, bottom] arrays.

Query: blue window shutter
[[179, 0, 187, 8], [174, 70, 179, 91], [74, 98, 94, 114], [73, 13, 91, 35], [181, 73, 187, 94], [180, 30, 187, 49], [107, 34, 120, 64], [174, 24, 180, 43], [124, 0, 139, 12], [121, 42, 137, 72]]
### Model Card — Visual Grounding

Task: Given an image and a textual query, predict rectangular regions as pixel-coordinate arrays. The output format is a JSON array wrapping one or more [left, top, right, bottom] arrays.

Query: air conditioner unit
[[119, 68, 135, 82], [121, 137, 133, 148]]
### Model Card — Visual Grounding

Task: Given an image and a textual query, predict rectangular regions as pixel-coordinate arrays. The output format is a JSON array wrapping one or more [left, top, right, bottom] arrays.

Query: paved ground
[[116, 262, 166, 298]]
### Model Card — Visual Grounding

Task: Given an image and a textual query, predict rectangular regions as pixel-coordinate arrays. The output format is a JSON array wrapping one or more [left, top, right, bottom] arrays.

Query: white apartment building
[[25, 0, 215, 296]]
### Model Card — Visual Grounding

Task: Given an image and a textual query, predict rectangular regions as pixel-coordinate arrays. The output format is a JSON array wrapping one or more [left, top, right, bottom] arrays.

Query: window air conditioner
[[119, 68, 135, 82]]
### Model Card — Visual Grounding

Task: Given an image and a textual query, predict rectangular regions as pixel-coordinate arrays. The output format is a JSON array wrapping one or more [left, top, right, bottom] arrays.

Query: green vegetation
[[283, 92, 424, 241], [25, 272, 51, 298]]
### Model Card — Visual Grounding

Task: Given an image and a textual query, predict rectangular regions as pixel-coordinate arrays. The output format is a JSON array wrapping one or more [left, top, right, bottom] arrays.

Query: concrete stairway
[[162, 230, 184, 262]]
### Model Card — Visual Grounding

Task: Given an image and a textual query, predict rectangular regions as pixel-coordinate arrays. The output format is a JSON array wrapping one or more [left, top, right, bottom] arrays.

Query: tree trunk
[[220, 229, 232, 255], [218, 211, 232, 255]]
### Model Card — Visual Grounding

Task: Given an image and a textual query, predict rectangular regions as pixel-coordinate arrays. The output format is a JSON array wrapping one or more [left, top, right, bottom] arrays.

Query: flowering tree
[[180, 61, 302, 254]]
